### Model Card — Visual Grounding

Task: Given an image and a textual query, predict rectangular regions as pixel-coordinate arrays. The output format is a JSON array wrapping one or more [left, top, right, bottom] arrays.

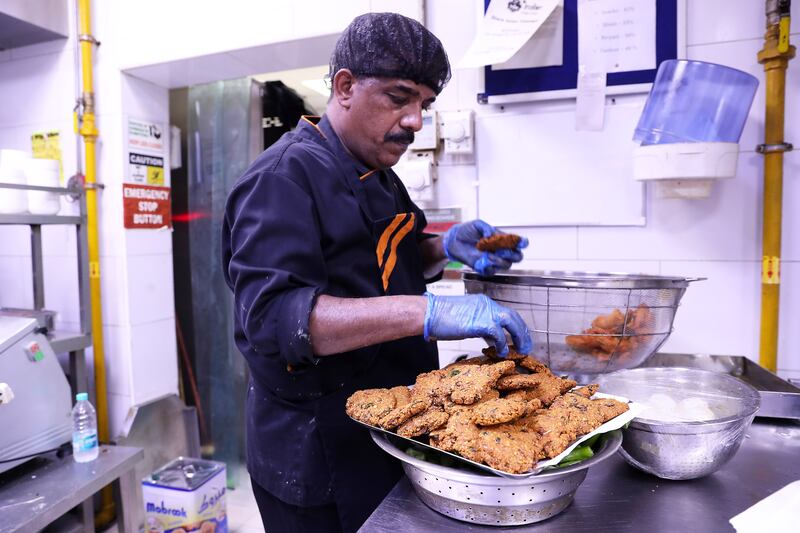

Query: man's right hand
[[423, 293, 533, 357]]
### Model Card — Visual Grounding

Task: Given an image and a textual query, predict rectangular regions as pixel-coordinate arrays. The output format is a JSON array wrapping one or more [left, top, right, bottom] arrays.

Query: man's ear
[[332, 69, 356, 109]]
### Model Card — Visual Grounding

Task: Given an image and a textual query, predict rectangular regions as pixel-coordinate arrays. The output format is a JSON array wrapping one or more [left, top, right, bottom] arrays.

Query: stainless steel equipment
[[0, 316, 73, 474], [361, 419, 800, 533], [642, 352, 800, 419], [463, 270, 701, 376], [370, 430, 622, 527], [598, 367, 761, 480]]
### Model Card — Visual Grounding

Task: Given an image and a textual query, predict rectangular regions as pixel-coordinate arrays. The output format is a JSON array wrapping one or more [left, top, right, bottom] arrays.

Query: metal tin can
[[142, 457, 227, 533]]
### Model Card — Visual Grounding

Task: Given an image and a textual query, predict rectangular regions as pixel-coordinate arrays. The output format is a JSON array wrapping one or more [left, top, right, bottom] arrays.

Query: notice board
[[479, 0, 684, 104]]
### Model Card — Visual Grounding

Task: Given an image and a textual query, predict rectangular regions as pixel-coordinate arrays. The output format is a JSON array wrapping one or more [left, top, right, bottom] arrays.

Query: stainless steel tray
[[350, 414, 619, 479], [351, 417, 533, 479], [642, 353, 800, 420]]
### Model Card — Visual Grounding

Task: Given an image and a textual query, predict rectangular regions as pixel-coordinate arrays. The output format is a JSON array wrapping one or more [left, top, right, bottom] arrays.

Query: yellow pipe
[[77, 0, 116, 525], [757, 6, 795, 372]]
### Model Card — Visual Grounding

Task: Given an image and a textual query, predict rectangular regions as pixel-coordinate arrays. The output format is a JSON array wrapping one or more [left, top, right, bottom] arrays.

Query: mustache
[[384, 130, 415, 145]]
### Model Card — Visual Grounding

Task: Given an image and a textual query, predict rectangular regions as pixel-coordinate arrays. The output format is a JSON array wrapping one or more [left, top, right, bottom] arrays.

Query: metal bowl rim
[[598, 367, 761, 428], [371, 429, 622, 485], [463, 269, 704, 289]]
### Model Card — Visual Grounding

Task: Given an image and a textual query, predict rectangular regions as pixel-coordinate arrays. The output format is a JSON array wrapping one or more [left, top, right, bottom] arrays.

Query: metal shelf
[[50, 331, 92, 353], [0, 213, 83, 225]]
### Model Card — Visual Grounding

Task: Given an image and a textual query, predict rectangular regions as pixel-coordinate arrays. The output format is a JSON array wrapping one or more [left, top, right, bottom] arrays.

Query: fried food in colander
[[566, 304, 652, 360], [346, 353, 629, 474]]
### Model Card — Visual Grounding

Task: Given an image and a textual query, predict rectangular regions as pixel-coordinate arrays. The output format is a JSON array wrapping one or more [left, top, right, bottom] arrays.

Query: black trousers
[[251, 477, 343, 533]]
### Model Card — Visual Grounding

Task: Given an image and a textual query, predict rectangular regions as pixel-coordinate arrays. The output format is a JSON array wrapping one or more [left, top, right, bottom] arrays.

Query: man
[[222, 12, 532, 533]]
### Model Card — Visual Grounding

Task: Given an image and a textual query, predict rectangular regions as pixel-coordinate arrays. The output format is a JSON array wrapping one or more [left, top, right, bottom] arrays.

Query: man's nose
[[399, 106, 424, 132]]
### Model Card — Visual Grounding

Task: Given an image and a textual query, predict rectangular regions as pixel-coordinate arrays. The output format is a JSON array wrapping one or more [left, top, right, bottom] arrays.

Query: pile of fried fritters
[[346, 348, 628, 474], [565, 305, 652, 362]]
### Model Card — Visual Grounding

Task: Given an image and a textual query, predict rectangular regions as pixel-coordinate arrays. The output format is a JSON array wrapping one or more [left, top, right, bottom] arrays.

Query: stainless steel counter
[[360, 419, 800, 532], [0, 445, 144, 533]]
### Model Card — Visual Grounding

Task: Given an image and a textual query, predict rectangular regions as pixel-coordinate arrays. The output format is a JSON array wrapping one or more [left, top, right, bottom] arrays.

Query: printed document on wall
[[458, 0, 561, 69], [493, 1, 564, 71], [577, 0, 656, 72]]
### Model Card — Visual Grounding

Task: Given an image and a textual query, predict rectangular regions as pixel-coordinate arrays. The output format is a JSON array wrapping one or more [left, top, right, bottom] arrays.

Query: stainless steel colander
[[463, 270, 702, 376], [371, 430, 623, 526]]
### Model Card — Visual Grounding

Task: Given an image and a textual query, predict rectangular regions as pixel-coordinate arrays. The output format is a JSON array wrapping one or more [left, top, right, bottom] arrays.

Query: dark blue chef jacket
[[222, 115, 439, 531]]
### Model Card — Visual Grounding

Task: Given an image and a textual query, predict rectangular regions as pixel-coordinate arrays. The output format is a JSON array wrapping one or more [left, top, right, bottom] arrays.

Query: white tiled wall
[[428, 0, 800, 376], [3, 0, 799, 437], [0, 0, 177, 434]]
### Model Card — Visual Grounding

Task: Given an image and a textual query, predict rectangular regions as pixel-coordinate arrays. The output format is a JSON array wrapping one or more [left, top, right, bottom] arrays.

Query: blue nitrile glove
[[443, 220, 528, 276], [423, 293, 533, 357]]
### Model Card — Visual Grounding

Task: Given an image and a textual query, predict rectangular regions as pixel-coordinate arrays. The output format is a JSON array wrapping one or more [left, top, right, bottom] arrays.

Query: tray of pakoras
[[346, 347, 636, 478]]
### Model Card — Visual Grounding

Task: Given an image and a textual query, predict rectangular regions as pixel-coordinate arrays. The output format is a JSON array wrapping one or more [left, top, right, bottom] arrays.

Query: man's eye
[[387, 94, 407, 106]]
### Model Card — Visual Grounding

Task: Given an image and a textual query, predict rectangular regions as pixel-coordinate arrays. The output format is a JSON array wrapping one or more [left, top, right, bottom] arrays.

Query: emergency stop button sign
[[123, 183, 172, 229]]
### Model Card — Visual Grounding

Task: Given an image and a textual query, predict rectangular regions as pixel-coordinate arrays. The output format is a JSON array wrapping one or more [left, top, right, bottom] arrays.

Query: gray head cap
[[329, 12, 451, 95]]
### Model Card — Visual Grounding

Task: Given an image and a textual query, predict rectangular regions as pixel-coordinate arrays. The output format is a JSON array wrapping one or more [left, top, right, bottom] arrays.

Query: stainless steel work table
[[360, 419, 800, 532], [0, 445, 144, 533]]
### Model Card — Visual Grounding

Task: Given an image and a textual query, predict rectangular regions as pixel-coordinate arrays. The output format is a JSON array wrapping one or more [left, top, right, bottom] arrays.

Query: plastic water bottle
[[71, 392, 99, 463]]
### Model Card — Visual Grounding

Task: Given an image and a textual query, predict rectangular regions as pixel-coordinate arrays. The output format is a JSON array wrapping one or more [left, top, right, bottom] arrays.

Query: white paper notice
[[575, 68, 606, 131], [458, 0, 561, 69], [577, 0, 656, 73], [493, 1, 564, 71]]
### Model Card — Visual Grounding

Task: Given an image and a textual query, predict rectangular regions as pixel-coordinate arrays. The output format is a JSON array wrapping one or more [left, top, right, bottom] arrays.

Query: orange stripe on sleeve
[[376, 214, 407, 269], [381, 214, 416, 291]]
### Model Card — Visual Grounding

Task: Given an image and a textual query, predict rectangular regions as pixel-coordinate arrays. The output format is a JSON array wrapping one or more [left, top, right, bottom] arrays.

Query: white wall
[[2, 0, 798, 433], [0, 0, 178, 436], [428, 0, 800, 379]]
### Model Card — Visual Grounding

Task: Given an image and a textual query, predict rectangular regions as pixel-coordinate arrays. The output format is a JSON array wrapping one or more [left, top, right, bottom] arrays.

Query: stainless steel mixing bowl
[[463, 270, 701, 376], [371, 430, 622, 526], [598, 367, 761, 480]]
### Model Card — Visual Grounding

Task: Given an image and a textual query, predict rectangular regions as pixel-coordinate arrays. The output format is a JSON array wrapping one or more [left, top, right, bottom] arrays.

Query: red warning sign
[[122, 183, 172, 229]]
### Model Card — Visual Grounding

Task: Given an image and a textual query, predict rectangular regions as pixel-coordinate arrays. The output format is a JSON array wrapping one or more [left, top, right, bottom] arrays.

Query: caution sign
[[129, 152, 165, 186], [123, 183, 172, 229]]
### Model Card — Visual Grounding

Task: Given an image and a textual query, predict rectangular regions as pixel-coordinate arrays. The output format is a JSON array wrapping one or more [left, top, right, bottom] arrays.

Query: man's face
[[339, 76, 437, 169]]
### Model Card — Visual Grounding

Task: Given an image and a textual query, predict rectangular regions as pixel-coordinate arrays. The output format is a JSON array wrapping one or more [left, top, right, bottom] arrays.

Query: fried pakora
[[345, 388, 400, 426], [446, 360, 515, 405], [495, 373, 577, 406], [346, 349, 630, 474], [566, 304, 652, 360], [520, 393, 629, 458], [397, 407, 450, 438], [471, 397, 528, 426], [378, 396, 432, 430], [482, 346, 528, 362], [476, 233, 522, 252]]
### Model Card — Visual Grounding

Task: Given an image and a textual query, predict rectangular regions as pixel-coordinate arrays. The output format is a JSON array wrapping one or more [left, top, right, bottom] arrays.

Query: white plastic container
[[143, 457, 228, 533], [23, 158, 61, 215], [71, 392, 99, 463], [0, 149, 30, 214], [0, 165, 28, 214]]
